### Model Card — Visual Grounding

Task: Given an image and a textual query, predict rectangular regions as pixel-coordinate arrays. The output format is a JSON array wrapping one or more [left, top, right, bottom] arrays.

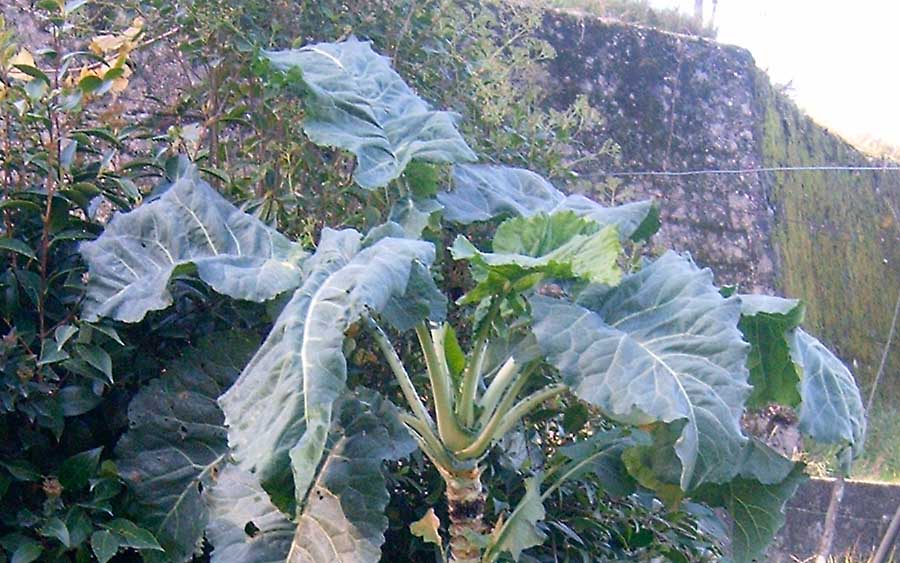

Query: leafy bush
[[538, 0, 717, 38], [73, 38, 865, 563]]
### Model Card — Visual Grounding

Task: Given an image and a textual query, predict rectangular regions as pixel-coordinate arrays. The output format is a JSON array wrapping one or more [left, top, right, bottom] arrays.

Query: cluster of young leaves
[[76, 37, 865, 563]]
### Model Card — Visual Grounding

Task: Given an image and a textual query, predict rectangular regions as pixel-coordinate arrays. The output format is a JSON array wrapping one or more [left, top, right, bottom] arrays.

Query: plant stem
[[456, 364, 537, 460], [457, 298, 499, 427], [441, 465, 486, 563], [416, 323, 471, 452]]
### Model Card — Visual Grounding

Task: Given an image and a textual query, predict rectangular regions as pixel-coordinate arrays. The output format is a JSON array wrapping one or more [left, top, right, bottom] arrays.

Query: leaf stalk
[[365, 317, 436, 431], [457, 298, 499, 427], [456, 363, 539, 459], [416, 323, 472, 452]]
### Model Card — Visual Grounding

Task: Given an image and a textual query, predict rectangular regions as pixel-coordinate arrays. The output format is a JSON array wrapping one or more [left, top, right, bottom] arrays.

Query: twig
[[872, 502, 900, 563], [814, 476, 845, 563]]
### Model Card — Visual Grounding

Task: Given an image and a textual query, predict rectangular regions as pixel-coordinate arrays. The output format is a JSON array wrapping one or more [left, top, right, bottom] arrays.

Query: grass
[[529, 0, 718, 38], [852, 401, 900, 483]]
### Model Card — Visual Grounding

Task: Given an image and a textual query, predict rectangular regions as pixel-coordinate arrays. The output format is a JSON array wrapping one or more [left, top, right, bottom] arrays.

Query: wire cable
[[600, 164, 900, 177]]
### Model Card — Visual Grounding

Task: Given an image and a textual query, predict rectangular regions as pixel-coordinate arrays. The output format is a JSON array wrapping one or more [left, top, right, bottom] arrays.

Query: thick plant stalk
[[442, 466, 487, 563]]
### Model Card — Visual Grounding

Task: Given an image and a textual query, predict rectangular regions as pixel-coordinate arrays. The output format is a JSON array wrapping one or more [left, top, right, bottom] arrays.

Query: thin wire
[[600, 165, 900, 177]]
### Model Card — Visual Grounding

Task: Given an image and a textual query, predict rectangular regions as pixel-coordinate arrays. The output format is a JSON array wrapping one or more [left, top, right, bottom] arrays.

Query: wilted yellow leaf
[[7, 48, 35, 81], [409, 508, 443, 548], [90, 34, 124, 55], [110, 76, 129, 95], [65, 64, 100, 89], [122, 17, 145, 41]]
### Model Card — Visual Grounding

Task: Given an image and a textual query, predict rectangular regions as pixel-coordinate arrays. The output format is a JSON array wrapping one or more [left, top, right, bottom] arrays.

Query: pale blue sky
[[651, 0, 900, 147]]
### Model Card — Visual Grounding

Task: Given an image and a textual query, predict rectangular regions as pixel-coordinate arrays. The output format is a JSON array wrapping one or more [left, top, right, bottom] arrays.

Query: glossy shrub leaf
[[0, 238, 37, 260], [58, 446, 102, 491], [205, 465, 295, 563], [115, 333, 258, 562], [39, 516, 71, 547], [219, 229, 435, 510], [437, 164, 657, 241], [738, 295, 804, 408], [531, 252, 751, 489], [287, 390, 416, 562], [11, 545, 42, 563], [80, 161, 306, 323], [791, 328, 866, 454], [90, 530, 121, 563], [58, 385, 103, 416], [265, 38, 475, 190], [692, 465, 806, 563], [101, 519, 164, 551]]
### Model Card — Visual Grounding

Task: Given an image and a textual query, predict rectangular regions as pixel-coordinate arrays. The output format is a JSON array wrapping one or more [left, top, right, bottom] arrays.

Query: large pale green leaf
[[437, 164, 657, 241], [736, 295, 865, 457], [530, 251, 751, 489], [451, 229, 619, 286], [265, 38, 475, 190], [736, 437, 796, 485], [692, 465, 807, 563], [218, 229, 360, 509], [207, 391, 415, 563], [219, 229, 435, 510], [483, 476, 546, 563], [737, 295, 804, 408], [205, 465, 295, 563], [387, 197, 443, 239], [790, 328, 866, 454], [438, 165, 561, 224], [115, 333, 258, 562], [287, 390, 416, 562], [81, 163, 306, 323], [380, 261, 447, 332]]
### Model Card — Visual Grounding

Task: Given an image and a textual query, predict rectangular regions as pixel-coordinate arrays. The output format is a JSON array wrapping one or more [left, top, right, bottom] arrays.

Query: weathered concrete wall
[[534, 17, 900, 558], [774, 478, 900, 561], [536, 11, 900, 397]]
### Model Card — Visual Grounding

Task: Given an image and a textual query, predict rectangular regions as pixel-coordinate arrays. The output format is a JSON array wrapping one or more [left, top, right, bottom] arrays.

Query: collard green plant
[[80, 38, 866, 563]]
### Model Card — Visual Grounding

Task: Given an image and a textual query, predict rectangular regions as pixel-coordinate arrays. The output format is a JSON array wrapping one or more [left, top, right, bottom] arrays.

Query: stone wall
[[535, 11, 900, 394], [775, 478, 900, 561]]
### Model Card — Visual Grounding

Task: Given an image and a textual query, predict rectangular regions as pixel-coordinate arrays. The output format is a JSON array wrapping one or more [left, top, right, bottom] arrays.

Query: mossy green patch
[[755, 69, 900, 405]]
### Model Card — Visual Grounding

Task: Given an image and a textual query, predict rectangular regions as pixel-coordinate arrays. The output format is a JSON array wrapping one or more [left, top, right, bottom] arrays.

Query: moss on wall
[[538, 11, 900, 400], [756, 70, 900, 399]]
